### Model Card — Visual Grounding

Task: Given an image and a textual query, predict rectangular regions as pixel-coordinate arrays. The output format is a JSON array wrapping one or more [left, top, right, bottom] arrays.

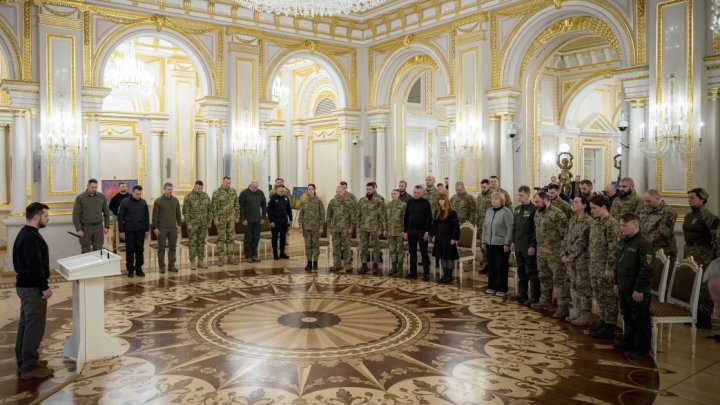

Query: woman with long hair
[[430, 193, 460, 283], [561, 195, 594, 324], [482, 192, 514, 297]]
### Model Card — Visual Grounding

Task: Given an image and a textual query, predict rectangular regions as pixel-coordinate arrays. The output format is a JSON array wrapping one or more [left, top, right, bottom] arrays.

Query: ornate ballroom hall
[[0, 0, 719, 403]]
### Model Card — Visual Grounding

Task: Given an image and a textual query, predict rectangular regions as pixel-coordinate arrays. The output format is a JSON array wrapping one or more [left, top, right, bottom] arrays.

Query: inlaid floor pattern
[[0, 265, 659, 404]]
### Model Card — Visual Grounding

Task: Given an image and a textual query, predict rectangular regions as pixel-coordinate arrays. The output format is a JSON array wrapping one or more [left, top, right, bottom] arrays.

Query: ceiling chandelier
[[238, 0, 386, 17], [104, 42, 154, 98], [712, 1, 720, 34], [233, 108, 267, 162]]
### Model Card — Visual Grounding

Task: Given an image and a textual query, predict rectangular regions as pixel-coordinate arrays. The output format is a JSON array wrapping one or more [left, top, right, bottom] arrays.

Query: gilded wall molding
[[0, 15, 22, 80]]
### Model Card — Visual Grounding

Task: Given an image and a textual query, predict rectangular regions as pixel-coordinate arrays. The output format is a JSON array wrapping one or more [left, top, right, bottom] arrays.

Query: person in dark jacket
[[403, 185, 433, 279], [512, 186, 539, 305], [14, 202, 54, 380], [431, 193, 461, 283], [239, 180, 268, 263], [152, 182, 182, 273], [267, 185, 293, 260], [118, 185, 149, 277], [613, 212, 655, 360], [109, 182, 130, 216]]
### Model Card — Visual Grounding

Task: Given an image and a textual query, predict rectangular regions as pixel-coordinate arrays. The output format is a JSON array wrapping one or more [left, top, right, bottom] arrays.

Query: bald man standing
[[239, 180, 267, 263]]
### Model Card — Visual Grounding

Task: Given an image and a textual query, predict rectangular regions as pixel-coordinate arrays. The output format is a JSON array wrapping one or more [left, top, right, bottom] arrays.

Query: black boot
[[446, 267, 454, 283], [305, 261, 312, 272], [312, 261, 318, 270], [389, 262, 398, 277], [591, 323, 615, 339]]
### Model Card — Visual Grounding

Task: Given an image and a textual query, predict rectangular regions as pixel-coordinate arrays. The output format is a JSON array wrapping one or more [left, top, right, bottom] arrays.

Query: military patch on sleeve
[[645, 254, 654, 265]]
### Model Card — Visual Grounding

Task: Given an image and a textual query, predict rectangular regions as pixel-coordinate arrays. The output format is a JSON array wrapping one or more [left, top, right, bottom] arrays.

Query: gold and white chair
[[650, 257, 703, 357], [456, 222, 477, 284]]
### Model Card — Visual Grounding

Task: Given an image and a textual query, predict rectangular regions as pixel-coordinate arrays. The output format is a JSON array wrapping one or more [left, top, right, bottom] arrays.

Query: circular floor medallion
[[192, 293, 428, 360]]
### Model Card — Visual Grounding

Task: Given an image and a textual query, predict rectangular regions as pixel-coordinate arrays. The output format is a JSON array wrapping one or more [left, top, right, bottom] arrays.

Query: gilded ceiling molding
[[22, 0, 32, 80], [558, 69, 616, 125], [0, 15, 22, 80], [388, 55, 439, 100], [636, 0, 646, 64], [519, 17, 624, 83]]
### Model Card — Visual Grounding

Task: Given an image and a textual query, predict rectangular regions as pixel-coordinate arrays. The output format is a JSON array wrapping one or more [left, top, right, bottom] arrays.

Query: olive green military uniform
[[451, 192, 477, 225], [551, 197, 573, 219], [534, 205, 570, 310], [183, 190, 212, 268], [683, 206, 719, 315], [610, 191, 644, 219], [211, 187, 240, 261], [492, 187, 514, 210], [327, 194, 356, 270], [562, 214, 593, 316], [589, 215, 620, 325], [386, 199, 406, 268], [639, 201, 677, 259], [423, 185, 441, 218], [299, 196, 325, 262], [357, 193, 387, 270], [72, 191, 110, 253]]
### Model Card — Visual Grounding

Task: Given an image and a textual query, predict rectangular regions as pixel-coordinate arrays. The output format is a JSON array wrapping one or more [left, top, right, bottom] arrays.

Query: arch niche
[[375, 46, 451, 191]]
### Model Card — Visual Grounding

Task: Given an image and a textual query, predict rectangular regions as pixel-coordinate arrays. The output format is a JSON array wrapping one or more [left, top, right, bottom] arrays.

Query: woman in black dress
[[431, 193, 460, 283]]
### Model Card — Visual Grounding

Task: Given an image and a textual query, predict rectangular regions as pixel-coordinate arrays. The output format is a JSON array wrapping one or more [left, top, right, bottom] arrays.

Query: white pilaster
[[374, 126, 387, 196], [292, 122, 306, 186], [11, 110, 26, 214], [500, 115, 515, 195], [617, 69, 650, 192], [0, 123, 8, 204], [86, 114, 100, 180], [205, 122, 219, 191], [485, 88, 521, 185]]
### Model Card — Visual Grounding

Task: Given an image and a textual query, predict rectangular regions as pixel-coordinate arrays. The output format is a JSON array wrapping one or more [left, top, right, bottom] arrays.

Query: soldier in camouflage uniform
[[211, 177, 240, 266], [489, 176, 513, 209], [683, 188, 719, 327], [298, 183, 325, 272], [588, 194, 621, 339], [327, 185, 356, 272], [561, 196, 595, 326], [183, 180, 212, 269], [340, 181, 357, 202], [639, 190, 677, 260], [610, 177, 644, 219], [386, 189, 406, 277], [476, 179, 492, 274], [548, 183, 573, 219], [450, 181, 477, 225], [357, 183, 387, 275], [423, 176, 441, 218], [532, 191, 570, 318]]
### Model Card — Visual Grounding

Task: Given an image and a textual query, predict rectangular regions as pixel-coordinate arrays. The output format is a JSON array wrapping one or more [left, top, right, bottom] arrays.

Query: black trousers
[[244, 221, 261, 259], [271, 225, 288, 257], [16, 287, 47, 372], [618, 287, 652, 354], [487, 245, 510, 293], [515, 249, 540, 301], [407, 230, 430, 276], [125, 230, 145, 271]]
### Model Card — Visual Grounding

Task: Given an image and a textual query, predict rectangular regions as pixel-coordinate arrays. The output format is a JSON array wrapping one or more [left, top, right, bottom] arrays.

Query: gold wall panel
[[655, 0, 693, 197]]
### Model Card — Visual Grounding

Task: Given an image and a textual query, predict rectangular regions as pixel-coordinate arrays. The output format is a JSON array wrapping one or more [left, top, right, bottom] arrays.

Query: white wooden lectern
[[57, 249, 123, 372]]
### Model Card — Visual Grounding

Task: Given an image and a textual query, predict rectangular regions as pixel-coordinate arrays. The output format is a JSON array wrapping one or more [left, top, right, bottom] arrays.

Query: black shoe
[[280, 253, 290, 259], [312, 261, 318, 270], [697, 311, 712, 329], [624, 350, 650, 360], [273, 255, 279, 260], [359, 263, 369, 274], [591, 324, 615, 339], [127, 271, 134, 278], [135, 268, 145, 277], [406, 273, 418, 279], [168, 267, 178, 273], [613, 341, 633, 351], [305, 261, 312, 272], [422, 274, 430, 281], [511, 295, 527, 302]]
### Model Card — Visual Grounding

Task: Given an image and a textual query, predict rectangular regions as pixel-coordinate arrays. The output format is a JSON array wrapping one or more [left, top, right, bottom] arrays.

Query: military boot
[[190, 259, 197, 270], [217, 256, 226, 266], [198, 259, 208, 269], [228, 256, 240, 265], [571, 312, 595, 326], [312, 261, 318, 270], [305, 261, 312, 272], [371, 263, 381, 275], [591, 323, 616, 339], [565, 309, 581, 322], [389, 262, 399, 277], [552, 307, 570, 319], [359, 263, 369, 274]]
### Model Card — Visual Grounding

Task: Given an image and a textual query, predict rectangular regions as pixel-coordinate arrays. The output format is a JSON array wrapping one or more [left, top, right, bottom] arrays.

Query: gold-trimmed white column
[[292, 121, 306, 186], [0, 123, 8, 205], [196, 130, 206, 183], [500, 114, 515, 195], [486, 88, 521, 185], [374, 126, 387, 196], [341, 128, 353, 184], [10, 110, 26, 214], [85, 114, 100, 179]]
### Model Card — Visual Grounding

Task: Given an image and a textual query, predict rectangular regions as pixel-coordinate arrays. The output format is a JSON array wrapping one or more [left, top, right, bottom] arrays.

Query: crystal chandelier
[[41, 95, 80, 161], [638, 73, 701, 159], [104, 42, 154, 98], [233, 108, 267, 162], [451, 101, 479, 160], [712, 1, 720, 34], [238, 0, 386, 17]]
